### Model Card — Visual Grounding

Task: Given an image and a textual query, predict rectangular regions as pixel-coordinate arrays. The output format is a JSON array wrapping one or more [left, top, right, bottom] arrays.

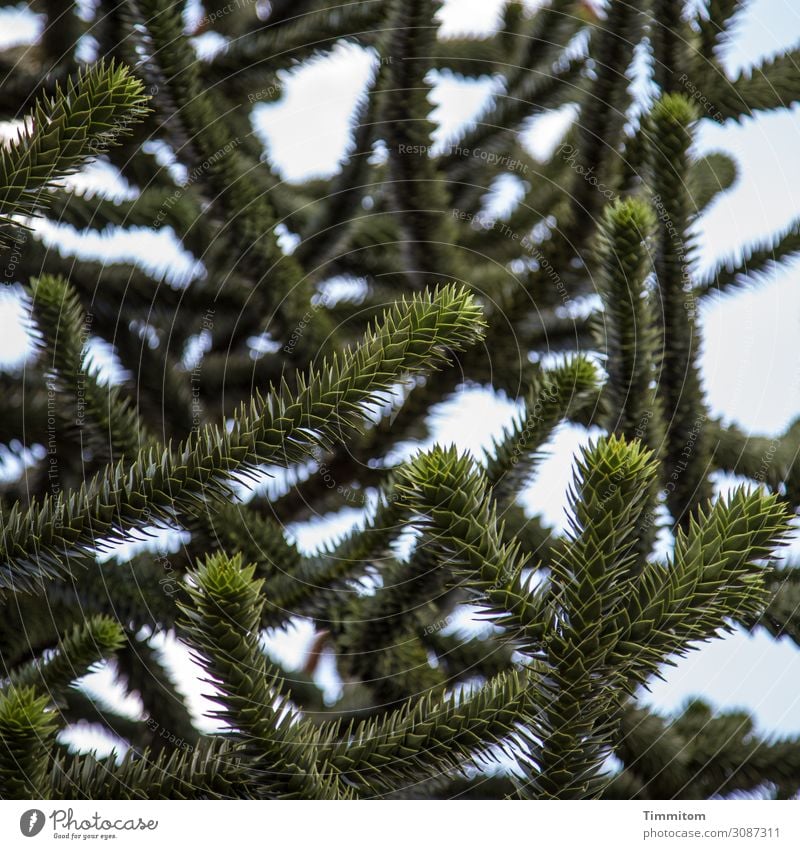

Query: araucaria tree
[[1, 0, 799, 800]]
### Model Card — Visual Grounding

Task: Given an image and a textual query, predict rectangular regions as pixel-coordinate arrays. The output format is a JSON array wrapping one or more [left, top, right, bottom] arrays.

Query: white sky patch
[[481, 172, 528, 219], [63, 158, 136, 202], [428, 385, 521, 460], [701, 272, 800, 434], [430, 72, 500, 152], [437, 0, 506, 37], [286, 506, 367, 556], [58, 725, 129, 762], [0, 5, 41, 50], [521, 104, 578, 160], [97, 526, 190, 565], [263, 618, 317, 670], [150, 632, 228, 734], [697, 111, 800, 271], [253, 42, 376, 182], [0, 284, 33, 367], [81, 663, 144, 720], [519, 422, 600, 532], [33, 219, 202, 286], [639, 627, 800, 735], [720, 0, 800, 76]]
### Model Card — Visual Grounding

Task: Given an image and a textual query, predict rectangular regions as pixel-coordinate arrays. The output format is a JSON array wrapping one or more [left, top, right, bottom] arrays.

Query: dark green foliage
[[113, 635, 200, 755], [520, 437, 662, 798], [689, 152, 739, 213], [748, 566, 800, 647], [699, 217, 800, 295], [5, 617, 124, 699], [0, 61, 148, 248], [647, 94, 712, 528], [323, 666, 537, 792], [0, 285, 483, 591], [486, 355, 600, 501], [396, 446, 543, 644], [0, 0, 798, 802], [177, 552, 349, 799], [29, 274, 147, 461], [50, 738, 253, 800], [594, 198, 661, 447], [0, 688, 59, 798], [611, 700, 800, 799], [651, 0, 690, 93], [594, 198, 663, 556], [709, 49, 800, 121], [565, 0, 642, 241], [381, 0, 458, 287]]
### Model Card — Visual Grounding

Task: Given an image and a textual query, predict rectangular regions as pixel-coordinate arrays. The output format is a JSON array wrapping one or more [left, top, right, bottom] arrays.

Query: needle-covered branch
[[0, 61, 149, 248], [0, 286, 484, 590]]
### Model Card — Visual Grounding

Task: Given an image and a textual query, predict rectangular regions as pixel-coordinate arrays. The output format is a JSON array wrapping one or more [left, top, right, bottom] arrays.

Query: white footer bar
[[1, 800, 796, 848]]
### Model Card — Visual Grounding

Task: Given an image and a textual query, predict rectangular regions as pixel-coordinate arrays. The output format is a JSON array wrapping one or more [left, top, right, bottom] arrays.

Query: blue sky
[[1, 0, 800, 750]]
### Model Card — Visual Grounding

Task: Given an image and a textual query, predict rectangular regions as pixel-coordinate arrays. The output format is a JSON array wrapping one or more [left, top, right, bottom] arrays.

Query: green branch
[[0, 61, 148, 248], [0, 286, 484, 591]]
